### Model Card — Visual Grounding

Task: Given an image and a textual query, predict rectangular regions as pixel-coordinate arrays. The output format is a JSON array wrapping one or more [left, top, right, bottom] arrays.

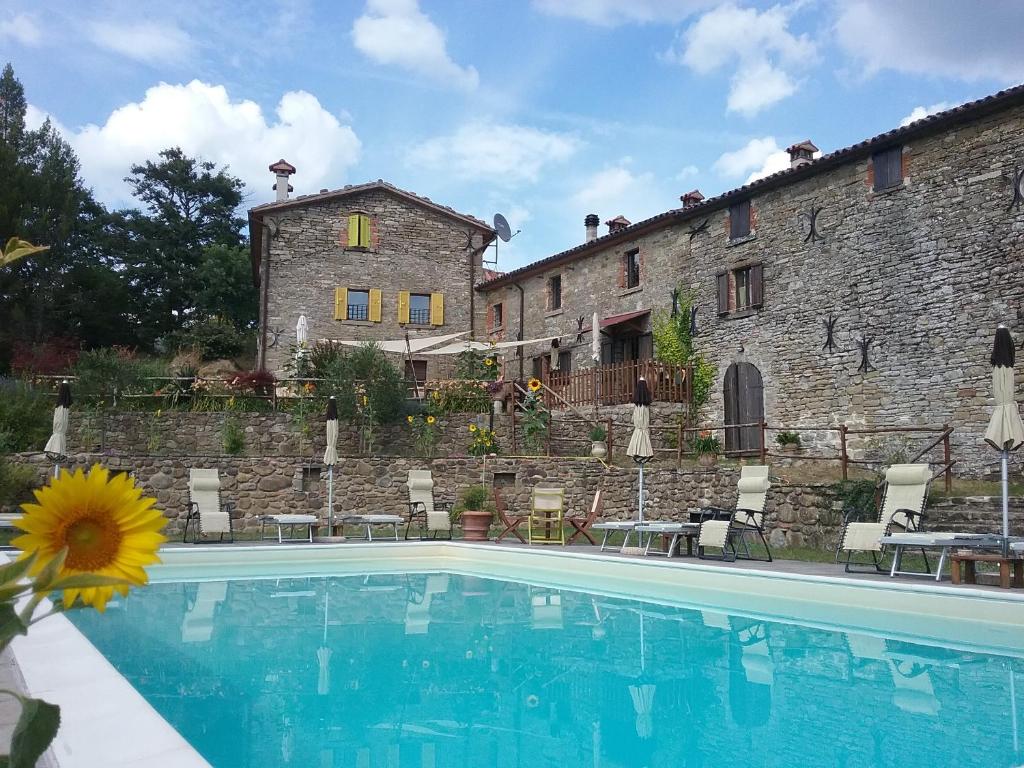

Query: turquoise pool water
[[70, 573, 1021, 767]]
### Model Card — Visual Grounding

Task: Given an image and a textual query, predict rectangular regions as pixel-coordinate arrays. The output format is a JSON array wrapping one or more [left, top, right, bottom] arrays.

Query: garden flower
[[426, 415, 436, 425], [407, 415, 415, 424], [469, 424, 477, 432], [12, 465, 167, 612], [484, 357, 494, 367], [527, 378, 542, 392]]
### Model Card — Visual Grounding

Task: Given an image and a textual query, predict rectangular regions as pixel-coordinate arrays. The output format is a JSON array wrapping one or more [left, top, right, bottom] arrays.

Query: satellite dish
[[493, 213, 512, 242]]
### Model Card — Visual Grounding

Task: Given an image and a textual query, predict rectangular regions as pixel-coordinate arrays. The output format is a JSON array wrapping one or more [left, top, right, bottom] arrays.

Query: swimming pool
[[69, 563, 1023, 768]]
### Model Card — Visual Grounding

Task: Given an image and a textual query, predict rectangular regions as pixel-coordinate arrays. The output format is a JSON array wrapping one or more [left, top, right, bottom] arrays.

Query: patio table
[[881, 533, 1024, 581], [259, 514, 318, 543], [340, 514, 403, 541]]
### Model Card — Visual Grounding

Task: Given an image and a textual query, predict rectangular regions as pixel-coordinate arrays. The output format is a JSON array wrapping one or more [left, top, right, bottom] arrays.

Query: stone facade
[[251, 182, 493, 378], [479, 92, 1024, 477]]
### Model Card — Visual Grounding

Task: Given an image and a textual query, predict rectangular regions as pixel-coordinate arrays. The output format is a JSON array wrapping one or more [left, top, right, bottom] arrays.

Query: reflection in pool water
[[70, 573, 1022, 768]]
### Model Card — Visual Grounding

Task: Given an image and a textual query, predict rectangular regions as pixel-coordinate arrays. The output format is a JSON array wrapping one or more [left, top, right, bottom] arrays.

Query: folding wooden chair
[[528, 487, 565, 545], [566, 489, 603, 545], [493, 487, 527, 544]]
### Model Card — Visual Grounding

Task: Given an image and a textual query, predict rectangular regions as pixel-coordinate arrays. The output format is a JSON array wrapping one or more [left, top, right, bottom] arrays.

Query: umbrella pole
[[1012, 669, 1019, 754], [1002, 449, 1010, 556], [638, 463, 644, 524], [327, 466, 334, 534]]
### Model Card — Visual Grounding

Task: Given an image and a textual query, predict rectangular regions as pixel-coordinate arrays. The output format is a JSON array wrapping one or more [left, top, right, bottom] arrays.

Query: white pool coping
[[8, 541, 1024, 767]]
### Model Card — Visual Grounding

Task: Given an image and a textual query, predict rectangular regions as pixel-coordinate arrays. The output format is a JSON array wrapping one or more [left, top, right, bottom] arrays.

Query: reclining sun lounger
[[184, 468, 235, 544]]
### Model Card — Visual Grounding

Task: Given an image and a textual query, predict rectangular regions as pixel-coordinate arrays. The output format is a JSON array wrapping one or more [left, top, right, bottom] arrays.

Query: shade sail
[[321, 331, 467, 353], [420, 335, 560, 355]]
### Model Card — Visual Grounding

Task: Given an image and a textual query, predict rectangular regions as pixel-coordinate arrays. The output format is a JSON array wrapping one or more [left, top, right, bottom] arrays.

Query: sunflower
[[12, 465, 167, 612], [527, 378, 542, 392], [407, 415, 415, 424], [468, 424, 478, 433], [426, 415, 436, 425], [484, 357, 494, 367]]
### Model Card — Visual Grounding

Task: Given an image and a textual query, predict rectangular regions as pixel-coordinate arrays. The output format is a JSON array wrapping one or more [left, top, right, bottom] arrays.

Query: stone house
[[476, 83, 1024, 474], [248, 170, 495, 379]]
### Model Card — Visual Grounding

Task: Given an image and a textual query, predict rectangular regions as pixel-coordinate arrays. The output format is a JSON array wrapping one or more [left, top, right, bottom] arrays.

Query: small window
[[548, 275, 562, 311], [532, 356, 546, 379], [735, 267, 752, 310], [558, 351, 572, 372], [347, 213, 371, 248], [404, 359, 427, 385], [490, 302, 504, 330], [717, 263, 764, 316], [409, 294, 431, 325], [348, 289, 369, 321], [624, 249, 640, 289], [729, 200, 751, 240], [872, 146, 902, 191]]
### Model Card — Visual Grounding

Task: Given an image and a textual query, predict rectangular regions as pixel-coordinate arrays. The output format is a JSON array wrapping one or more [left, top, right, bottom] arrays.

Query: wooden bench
[[950, 551, 1023, 589]]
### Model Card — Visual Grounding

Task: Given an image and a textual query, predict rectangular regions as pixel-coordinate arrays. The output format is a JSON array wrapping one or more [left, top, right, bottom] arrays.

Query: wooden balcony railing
[[545, 360, 690, 408]]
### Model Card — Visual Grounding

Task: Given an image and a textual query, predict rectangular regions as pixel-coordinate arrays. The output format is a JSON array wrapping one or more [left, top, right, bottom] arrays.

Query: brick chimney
[[786, 140, 818, 170], [680, 189, 705, 208], [605, 215, 631, 234], [269, 159, 296, 202], [584, 214, 599, 242]]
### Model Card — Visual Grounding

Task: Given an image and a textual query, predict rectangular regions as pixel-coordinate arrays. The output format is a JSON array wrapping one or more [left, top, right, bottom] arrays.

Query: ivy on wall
[[651, 286, 716, 414]]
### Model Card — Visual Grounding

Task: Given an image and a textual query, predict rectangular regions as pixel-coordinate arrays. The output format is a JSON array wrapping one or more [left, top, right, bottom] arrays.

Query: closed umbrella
[[324, 397, 339, 536], [628, 609, 655, 739], [296, 315, 308, 373], [983, 325, 1024, 553], [317, 590, 331, 695], [627, 378, 654, 525], [43, 380, 72, 478]]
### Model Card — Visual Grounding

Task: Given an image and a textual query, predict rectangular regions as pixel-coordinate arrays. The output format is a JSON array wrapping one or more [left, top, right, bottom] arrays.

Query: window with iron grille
[[872, 146, 903, 191], [409, 294, 431, 325], [348, 290, 369, 321], [625, 249, 640, 288], [548, 275, 562, 311], [729, 200, 751, 239], [491, 302, 504, 329]]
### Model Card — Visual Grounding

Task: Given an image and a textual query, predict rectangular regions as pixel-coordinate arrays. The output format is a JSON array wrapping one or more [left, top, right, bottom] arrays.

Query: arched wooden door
[[724, 362, 764, 455]]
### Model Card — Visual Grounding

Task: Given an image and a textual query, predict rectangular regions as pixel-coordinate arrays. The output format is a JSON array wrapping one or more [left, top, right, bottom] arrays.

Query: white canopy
[[320, 331, 468, 354], [420, 335, 560, 355]]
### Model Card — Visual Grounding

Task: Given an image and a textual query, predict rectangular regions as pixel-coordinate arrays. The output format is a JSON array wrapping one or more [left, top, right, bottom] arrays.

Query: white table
[[340, 514, 404, 541], [259, 514, 318, 543]]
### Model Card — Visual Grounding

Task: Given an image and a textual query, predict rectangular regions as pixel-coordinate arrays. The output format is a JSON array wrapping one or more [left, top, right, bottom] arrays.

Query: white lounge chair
[[837, 464, 932, 572], [184, 468, 235, 544], [406, 470, 452, 539], [180, 581, 228, 642], [637, 465, 771, 560]]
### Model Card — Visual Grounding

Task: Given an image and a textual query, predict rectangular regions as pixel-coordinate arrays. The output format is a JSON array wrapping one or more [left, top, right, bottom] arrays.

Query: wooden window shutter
[[358, 215, 371, 248], [750, 263, 764, 308], [397, 291, 411, 324], [486, 304, 494, 330], [368, 288, 382, 322], [347, 215, 360, 248], [618, 257, 626, 289], [334, 287, 348, 321], [716, 273, 729, 316], [429, 293, 444, 326]]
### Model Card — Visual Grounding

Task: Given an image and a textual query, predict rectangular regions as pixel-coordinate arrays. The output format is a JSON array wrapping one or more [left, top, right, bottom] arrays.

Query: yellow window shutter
[[368, 288, 382, 322], [397, 291, 411, 324], [347, 215, 360, 248], [429, 292, 444, 326], [334, 287, 348, 320], [358, 215, 371, 248]]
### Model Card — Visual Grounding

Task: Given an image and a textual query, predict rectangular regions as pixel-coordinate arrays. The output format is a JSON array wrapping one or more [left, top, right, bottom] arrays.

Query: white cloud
[[899, 102, 952, 127], [676, 164, 699, 181], [532, 0, 712, 26], [713, 137, 781, 177], [570, 164, 667, 226], [407, 122, 579, 185], [835, 1, 1024, 82], [88, 20, 194, 65], [36, 81, 361, 207], [352, 0, 478, 90], [743, 150, 790, 185], [0, 13, 41, 46], [665, 3, 817, 116]]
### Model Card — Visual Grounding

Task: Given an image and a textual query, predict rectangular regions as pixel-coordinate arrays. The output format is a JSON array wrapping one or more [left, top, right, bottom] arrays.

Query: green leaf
[[0, 554, 37, 588], [0, 753, 11, 766], [47, 574, 132, 592], [9, 697, 60, 768], [0, 585, 29, 604], [0, 604, 28, 647], [32, 549, 67, 591]]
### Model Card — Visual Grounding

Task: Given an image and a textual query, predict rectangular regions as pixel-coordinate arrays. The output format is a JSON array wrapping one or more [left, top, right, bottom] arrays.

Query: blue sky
[[4, 0, 1023, 270]]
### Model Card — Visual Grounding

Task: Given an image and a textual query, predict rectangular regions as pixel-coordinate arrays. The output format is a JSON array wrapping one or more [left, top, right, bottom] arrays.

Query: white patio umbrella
[[626, 378, 654, 526], [983, 325, 1024, 554], [296, 315, 308, 372], [317, 590, 331, 695], [628, 609, 655, 739], [43, 380, 72, 478], [324, 397, 339, 535]]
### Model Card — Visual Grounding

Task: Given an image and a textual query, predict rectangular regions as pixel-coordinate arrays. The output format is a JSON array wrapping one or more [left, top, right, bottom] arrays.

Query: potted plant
[[589, 424, 607, 458], [692, 430, 721, 467], [453, 484, 495, 542], [776, 431, 801, 454]]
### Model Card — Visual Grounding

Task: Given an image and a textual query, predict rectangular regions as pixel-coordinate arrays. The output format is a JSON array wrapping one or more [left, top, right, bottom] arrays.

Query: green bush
[[830, 479, 878, 519], [651, 287, 716, 415], [0, 456, 38, 509], [589, 424, 607, 442], [0, 379, 52, 452], [453, 484, 495, 518], [168, 318, 249, 361], [222, 416, 245, 455]]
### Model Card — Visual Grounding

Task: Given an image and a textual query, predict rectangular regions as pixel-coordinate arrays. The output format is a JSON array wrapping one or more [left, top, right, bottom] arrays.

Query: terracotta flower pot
[[460, 510, 493, 541], [698, 453, 717, 468], [591, 440, 607, 458]]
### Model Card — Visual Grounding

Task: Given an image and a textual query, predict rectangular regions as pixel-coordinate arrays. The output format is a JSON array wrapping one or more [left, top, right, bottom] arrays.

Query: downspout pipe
[[513, 281, 525, 380]]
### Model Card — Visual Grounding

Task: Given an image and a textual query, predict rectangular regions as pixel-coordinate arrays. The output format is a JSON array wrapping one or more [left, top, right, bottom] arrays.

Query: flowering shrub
[[407, 413, 440, 457], [10, 337, 79, 375], [428, 380, 491, 414], [454, 349, 499, 381], [467, 423, 499, 456], [229, 369, 277, 396], [518, 385, 549, 454], [691, 429, 721, 455]]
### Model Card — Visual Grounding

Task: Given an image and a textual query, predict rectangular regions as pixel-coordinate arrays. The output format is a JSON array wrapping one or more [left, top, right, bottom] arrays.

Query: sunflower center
[[61, 514, 123, 571]]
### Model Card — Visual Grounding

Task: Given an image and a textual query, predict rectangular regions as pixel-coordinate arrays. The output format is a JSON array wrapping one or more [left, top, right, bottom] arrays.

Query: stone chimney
[[605, 215, 631, 234], [269, 159, 296, 202], [786, 140, 818, 170], [680, 189, 705, 209], [584, 214, 599, 242]]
